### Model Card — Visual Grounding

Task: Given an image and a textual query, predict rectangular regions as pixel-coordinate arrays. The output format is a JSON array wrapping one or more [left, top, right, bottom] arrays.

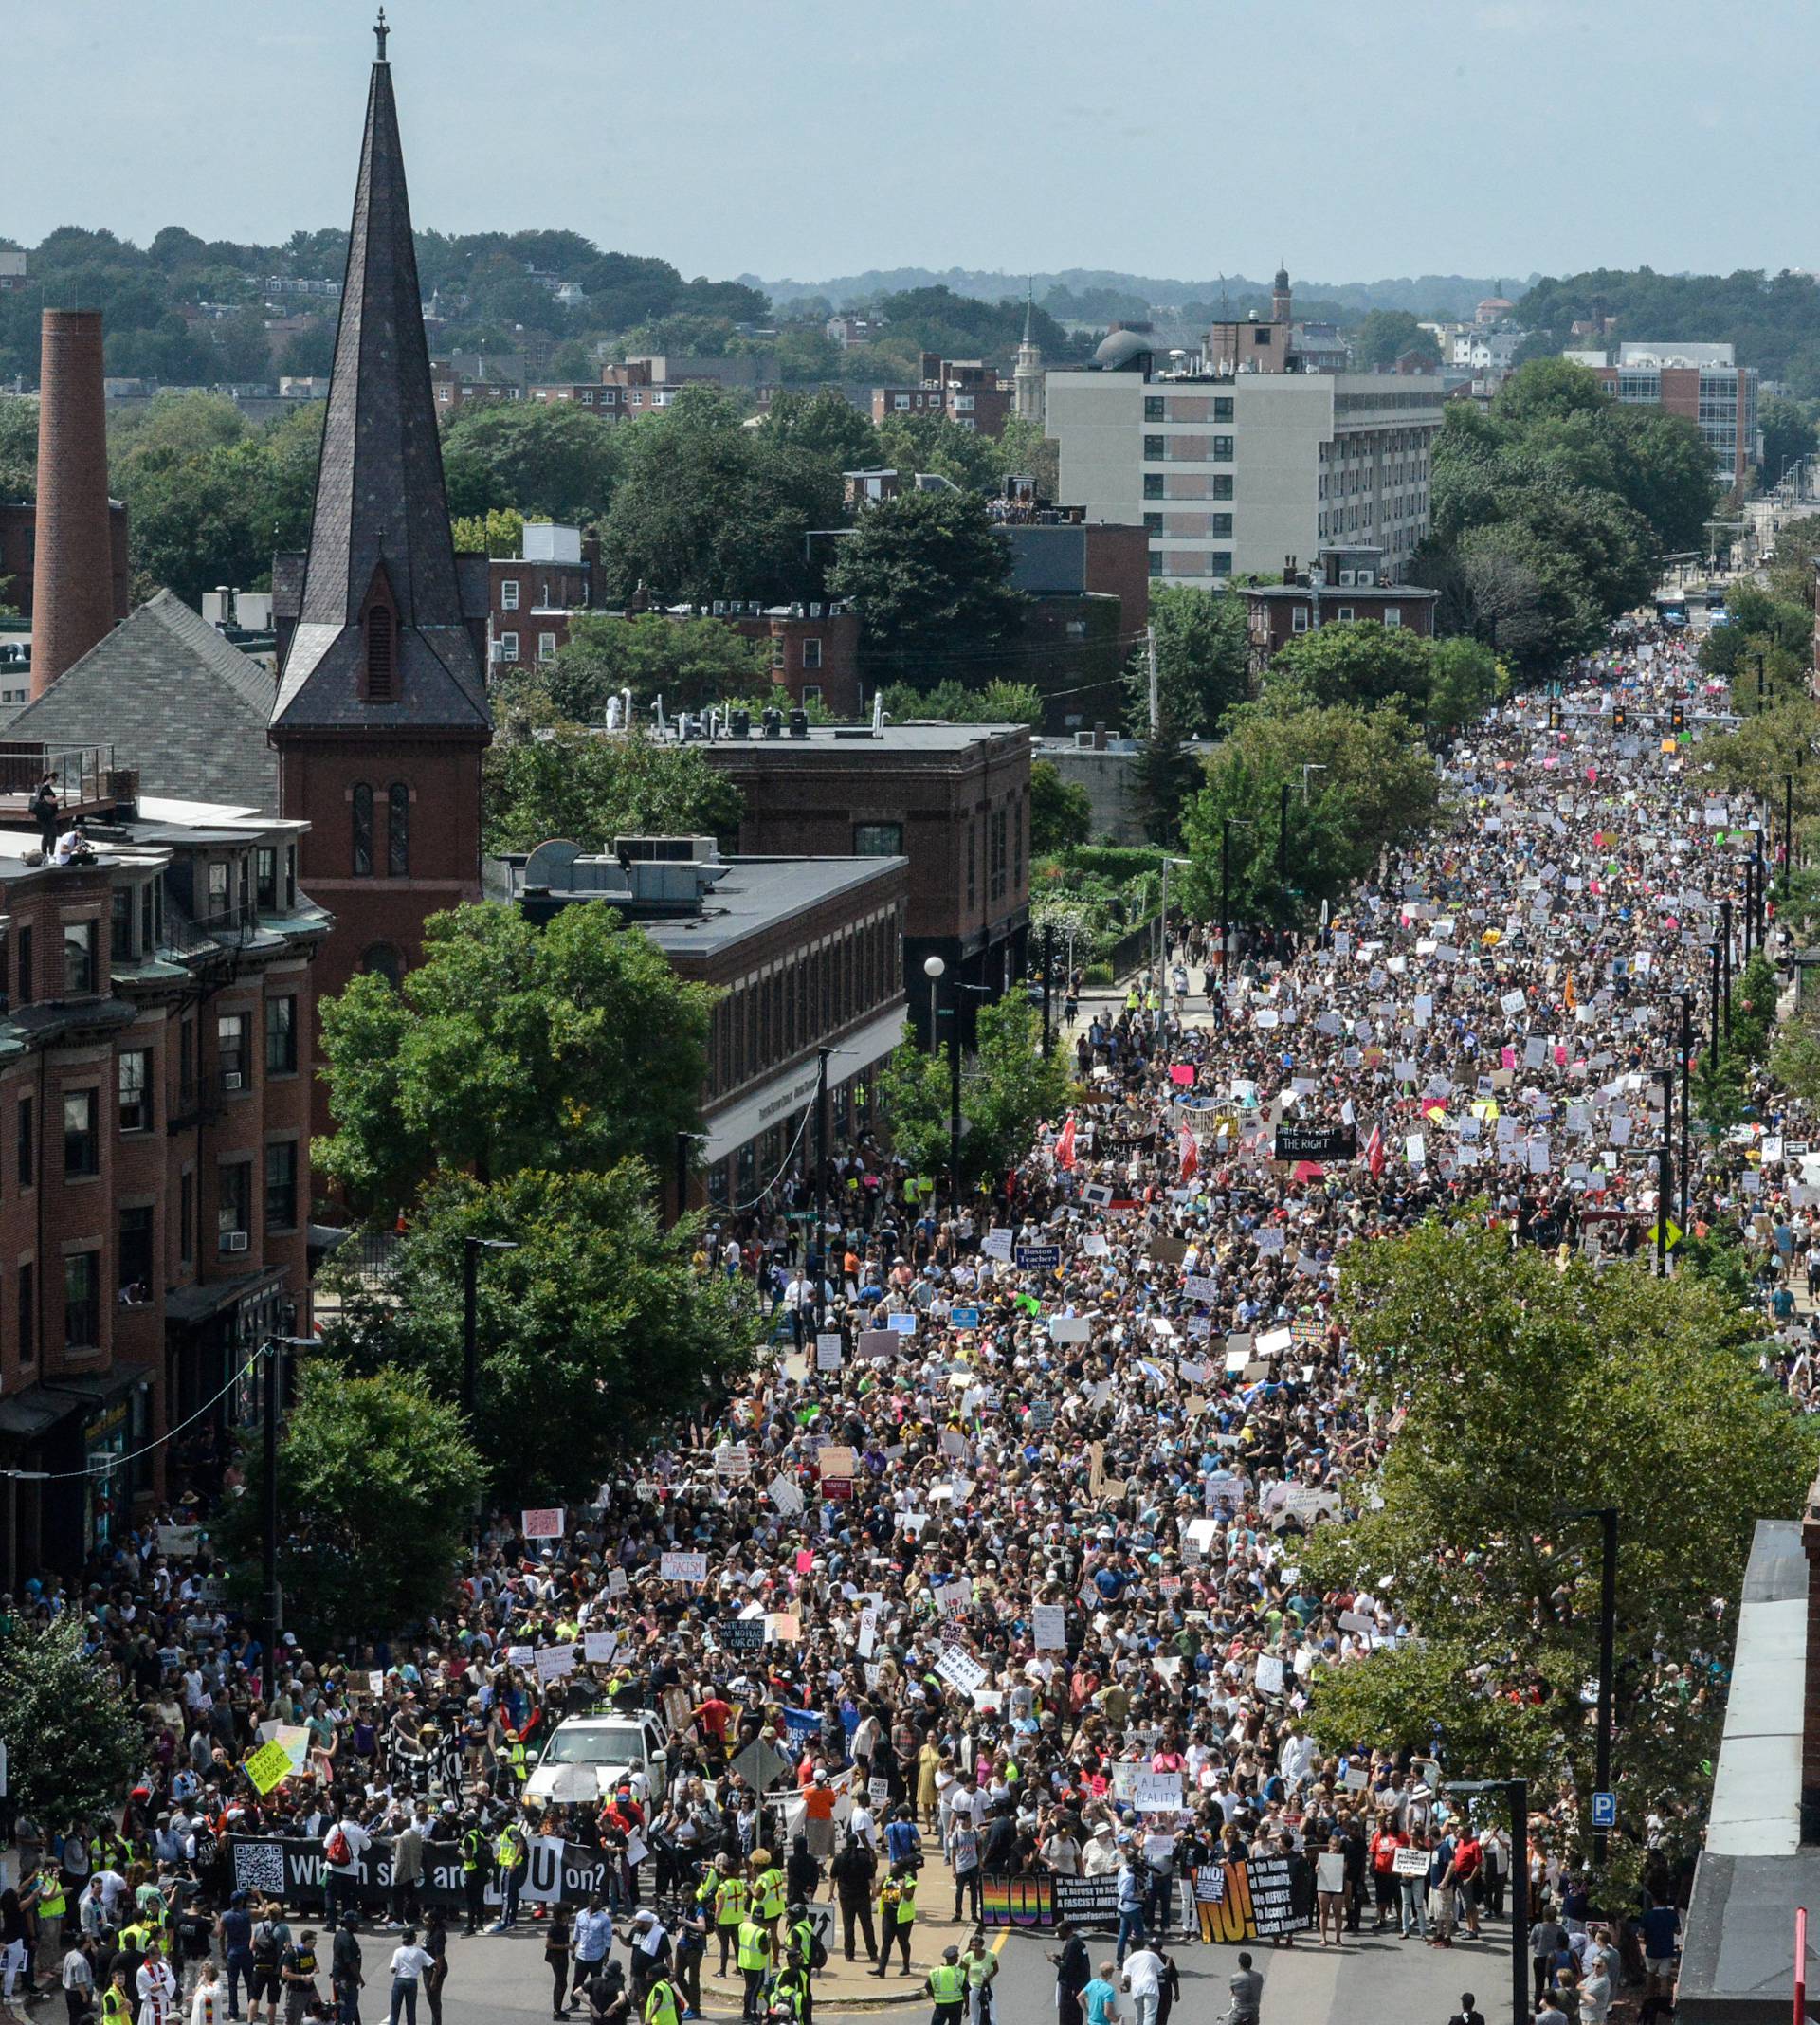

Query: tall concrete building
[[1561, 341, 1758, 489], [270, 19, 492, 1131], [29, 311, 118, 697], [1047, 324, 1444, 586]]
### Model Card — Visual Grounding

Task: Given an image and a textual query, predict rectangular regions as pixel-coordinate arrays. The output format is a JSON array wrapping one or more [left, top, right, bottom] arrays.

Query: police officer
[[736, 1910, 772, 2024], [926, 1946, 967, 2025], [459, 1815, 487, 1937]]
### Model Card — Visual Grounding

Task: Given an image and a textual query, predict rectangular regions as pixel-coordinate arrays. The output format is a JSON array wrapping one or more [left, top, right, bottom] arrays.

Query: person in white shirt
[[61, 1937, 96, 2008], [1119, 1945, 1164, 2025], [387, 1931, 434, 2025], [136, 1944, 178, 2025], [189, 1961, 222, 2025]]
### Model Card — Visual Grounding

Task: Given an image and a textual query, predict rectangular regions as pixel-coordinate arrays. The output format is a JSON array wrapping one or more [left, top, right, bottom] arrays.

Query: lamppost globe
[[923, 956, 946, 979]]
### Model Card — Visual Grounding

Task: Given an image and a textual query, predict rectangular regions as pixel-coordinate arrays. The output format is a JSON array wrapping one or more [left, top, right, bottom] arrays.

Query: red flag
[[1056, 1115, 1077, 1171], [1177, 1125, 1199, 1182], [1365, 1122, 1385, 1178]]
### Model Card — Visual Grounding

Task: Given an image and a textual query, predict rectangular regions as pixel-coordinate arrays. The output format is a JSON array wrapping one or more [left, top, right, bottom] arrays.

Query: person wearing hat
[[925, 1947, 966, 2025], [329, 1916, 363, 2025], [457, 1816, 486, 1940], [623, 1912, 669, 2012], [735, 1907, 772, 2025]]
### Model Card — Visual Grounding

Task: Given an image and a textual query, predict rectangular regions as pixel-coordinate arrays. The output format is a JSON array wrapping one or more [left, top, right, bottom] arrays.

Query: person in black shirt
[[1050, 1922, 1089, 2025], [1447, 1998, 1485, 2025]]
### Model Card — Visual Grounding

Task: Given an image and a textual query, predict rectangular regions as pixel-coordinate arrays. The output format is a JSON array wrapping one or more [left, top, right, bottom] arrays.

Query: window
[[361, 943, 403, 990], [1383, 607, 1402, 629], [366, 603, 394, 701], [1143, 434, 1166, 461], [1144, 396, 1165, 421], [1291, 607, 1311, 633], [64, 1089, 98, 1177], [772, 637, 786, 669], [179, 1170, 193, 1268], [967, 820, 976, 909], [265, 1142, 299, 1231], [802, 638, 822, 670], [265, 995, 297, 1076], [387, 782, 410, 878], [1210, 552, 1233, 575], [118, 1206, 154, 1299], [110, 886, 136, 964], [537, 630, 557, 663], [352, 783, 373, 877], [1211, 436, 1234, 462], [1213, 397, 1234, 422], [208, 861, 229, 919], [500, 579, 519, 611], [118, 1050, 151, 1133], [64, 1252, 98, 1351], [283, 847, 297, 912], [499, 631, 519, 662], [853, 822, 903, 857], [1148, 552, 1164, 577], [1337, 604, 1356, 622], [217, 1160, 251, 1250], [1210, 513, 1233, 537], [1143, 474, 1165, 500], [255, 847, 278, 910], [1144, 512, 1163, 534], [1211, 473, 1234, 502], [16, 1094, 31, 1189], [218, 1012, 248, 1093], [1253, 326, 1270, 345], [802, 684, 823, 706], [894, 394, 911, 410], [64, 919, 97, 996], [17, 1262, 31, 1364]]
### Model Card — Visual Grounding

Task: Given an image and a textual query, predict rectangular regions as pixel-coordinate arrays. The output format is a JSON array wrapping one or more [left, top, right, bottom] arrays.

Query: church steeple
[[272, 25, 487, 735], [1014, 277, 1044, 428]]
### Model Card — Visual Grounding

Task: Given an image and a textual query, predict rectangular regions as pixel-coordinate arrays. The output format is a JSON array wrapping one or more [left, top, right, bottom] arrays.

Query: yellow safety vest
[[497, 1826, 524, 1869], [929, 1964, 966, 2004], [101, 1993, 131, 2025], [716, 1876, 749, 1926], [737, 1919, 769, 1974], [788, 1920, 815, 1969], [895, 1877, 917, 1925], [755, 1868, 785, 1920], [506, 1742, 529, 1781], [645, 1982, 679, 2025], [36, 1873, 64, 1918]]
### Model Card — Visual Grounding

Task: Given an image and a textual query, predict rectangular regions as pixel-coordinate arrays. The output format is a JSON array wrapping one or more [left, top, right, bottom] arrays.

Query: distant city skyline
[[10, 0, 1817, 287]]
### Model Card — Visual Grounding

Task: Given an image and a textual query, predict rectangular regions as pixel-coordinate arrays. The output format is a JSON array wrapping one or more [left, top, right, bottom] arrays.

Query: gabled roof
[[271, 43, 487, 738], [8, 590, 277, 811]]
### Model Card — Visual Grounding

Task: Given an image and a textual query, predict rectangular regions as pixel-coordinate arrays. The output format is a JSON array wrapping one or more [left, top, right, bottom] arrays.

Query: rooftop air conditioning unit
[[1075, 731, 1096, 748], [222, 1072, 244, 1092], [224, 1231, 249, 1253]]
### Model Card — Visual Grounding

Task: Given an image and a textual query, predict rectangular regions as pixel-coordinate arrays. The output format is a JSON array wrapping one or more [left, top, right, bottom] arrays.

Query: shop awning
[[164, 1268, 285, 1329], [701, 1001, 909, 1162]]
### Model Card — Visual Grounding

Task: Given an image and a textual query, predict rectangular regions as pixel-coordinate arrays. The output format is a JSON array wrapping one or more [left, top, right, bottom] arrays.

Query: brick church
[[270, 17, 492, 1124]]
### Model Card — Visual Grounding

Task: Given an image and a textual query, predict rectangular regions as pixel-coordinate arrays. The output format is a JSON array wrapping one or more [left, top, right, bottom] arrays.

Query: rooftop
[[699, 721, 1028, 757]]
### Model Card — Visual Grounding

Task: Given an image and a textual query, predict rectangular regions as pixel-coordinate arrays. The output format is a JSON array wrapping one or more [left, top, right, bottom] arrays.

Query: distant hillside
[[749, 267, 1537, 321]]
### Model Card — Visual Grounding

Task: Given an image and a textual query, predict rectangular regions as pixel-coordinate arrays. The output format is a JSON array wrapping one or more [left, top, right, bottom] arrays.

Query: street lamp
[[1447, 1779, 1529, 2025], [1219, 817, 1254, 988], [261, 1333, 321, 1704], [922, 954, 946, 1052], [936, 983, 991, 1214], [1156, 854, 1192, 1039], [463, 1235, 520, 1423], [1560, 1505, 1621, 1870]]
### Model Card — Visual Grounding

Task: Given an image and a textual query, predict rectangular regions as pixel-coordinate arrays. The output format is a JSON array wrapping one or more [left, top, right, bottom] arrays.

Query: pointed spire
[[374, 7, 389, 61], [273, 26, 485, 734], [1023, 277, 1034, 347]]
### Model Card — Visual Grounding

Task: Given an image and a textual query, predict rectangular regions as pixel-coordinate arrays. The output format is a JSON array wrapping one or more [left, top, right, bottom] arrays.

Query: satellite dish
[[522, 838, 583, 889]]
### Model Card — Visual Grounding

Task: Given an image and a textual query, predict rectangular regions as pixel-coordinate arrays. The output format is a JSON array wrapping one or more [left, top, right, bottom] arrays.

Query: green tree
[[483, 717, 742, 858], [1125, 584, 1250, 739], [1350, 310, 1440, 370], [218, 1364, 477, 1648], [1698, 584, 1813, 684], [440, 402, 625, 524], [328, 1169, 761, 1501], [1264, 619, 1434, 713], [1424, 634, 1502, 733], [527, 611, 771, 721], [598, 389, 845, 605], [877, 996, 1071, 1188], [318, 900, 714, 1211], [760, 389, 882, 470], [1179, 700, 1439, 928], [829, 489, 1026, 685], [0, 396, 37, 500], [878, 678, 1044, 728], [450, 506, 525, 557], [0, 1616, 139, 1827], [1303, 1222, 1819, 1877], [1029, 759, 1093, 853]]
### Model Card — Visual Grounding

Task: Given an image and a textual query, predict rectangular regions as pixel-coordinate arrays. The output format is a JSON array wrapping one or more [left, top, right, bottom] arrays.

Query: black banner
[[1192, 1858, 1309, 1942], [227, 1835, 614, 1912], [1272, 1123, 1356, 1162]]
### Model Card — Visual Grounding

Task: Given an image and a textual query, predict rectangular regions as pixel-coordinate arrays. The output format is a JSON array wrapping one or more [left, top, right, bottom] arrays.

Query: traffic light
[[1612, 707, 1628, 732], [1671, 704, 1684, 733]]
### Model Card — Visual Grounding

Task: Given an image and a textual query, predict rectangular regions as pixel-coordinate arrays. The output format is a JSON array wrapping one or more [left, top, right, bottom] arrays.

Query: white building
[[1046, 331, 1445, 585]]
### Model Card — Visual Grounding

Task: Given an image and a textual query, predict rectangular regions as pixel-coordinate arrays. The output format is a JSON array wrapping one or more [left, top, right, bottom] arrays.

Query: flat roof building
[[1563, 341, 1758, 488]]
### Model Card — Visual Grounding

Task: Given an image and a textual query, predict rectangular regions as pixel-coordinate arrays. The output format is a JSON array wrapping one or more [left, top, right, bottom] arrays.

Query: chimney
[[29, 310, 115, 698]]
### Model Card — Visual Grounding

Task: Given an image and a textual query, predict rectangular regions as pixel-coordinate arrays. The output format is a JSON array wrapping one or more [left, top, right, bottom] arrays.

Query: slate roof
[[271, 49, 487, 737], [8, 590, 277, 811]]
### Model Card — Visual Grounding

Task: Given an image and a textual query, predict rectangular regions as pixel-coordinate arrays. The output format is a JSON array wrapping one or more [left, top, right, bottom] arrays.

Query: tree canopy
[[482, 715, 743, 859], [523, 611, 772, 721], [441, 403, 624, 525], [318, 899, 714, 1211], [1030, 759, 1094, 853], [0, 1616, 140, 1828], [1124, 584, 1251, 740], [876, 996, 1071, 1188]]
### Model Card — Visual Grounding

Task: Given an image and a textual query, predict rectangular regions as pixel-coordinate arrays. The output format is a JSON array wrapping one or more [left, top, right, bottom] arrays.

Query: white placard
[[659, 1551, 708, 1585]]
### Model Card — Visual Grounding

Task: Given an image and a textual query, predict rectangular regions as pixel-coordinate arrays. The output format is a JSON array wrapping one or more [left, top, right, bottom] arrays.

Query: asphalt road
[[401, 1914, 1522, 2025]]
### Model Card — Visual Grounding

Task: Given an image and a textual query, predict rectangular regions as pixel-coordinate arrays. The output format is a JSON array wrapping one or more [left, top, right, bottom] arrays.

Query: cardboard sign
[[521, 1508, 565, 1540], [935, 1645, 988, 1694], [243, 1741, 293, 1796]]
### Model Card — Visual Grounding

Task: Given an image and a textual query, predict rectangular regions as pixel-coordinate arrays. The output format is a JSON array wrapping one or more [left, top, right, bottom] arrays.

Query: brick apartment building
[[1242, 543, 1441, 667], [700, 721, 1031, 1041], [506, 844, 908, 1213], [1560, 342, 1758, 489], [0, 766, 328, 1579], [873, 355, 1014, 438]]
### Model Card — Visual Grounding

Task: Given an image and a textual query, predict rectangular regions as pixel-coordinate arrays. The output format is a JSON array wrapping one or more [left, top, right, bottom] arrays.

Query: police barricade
[[977, 1873, 1195, 1932]]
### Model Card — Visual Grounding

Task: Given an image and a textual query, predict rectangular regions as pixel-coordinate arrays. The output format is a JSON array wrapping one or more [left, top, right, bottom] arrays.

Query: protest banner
[[658, 1551, 707, 1585]]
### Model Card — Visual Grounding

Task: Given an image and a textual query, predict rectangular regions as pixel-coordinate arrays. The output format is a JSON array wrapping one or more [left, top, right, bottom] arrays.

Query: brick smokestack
[[30, 309, 115, 699]]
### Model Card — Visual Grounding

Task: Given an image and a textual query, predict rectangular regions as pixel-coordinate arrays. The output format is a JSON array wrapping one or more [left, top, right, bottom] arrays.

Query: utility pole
[[1041, 923, 1054, 1060], [262, 1336, 281, 1704], [948, 1001, 962, 1214], [1156, 856, 1171, 1039], [1447, 1779, 1528, 2025], [1219, 817, 1252, 987], [1146, 625, 1158, 737], [1709, 940, 1721, 1065], [1654, 1066, 1673, 1278], [463, 1234, 519, 1425], [1278, 779, 1291, 888], [1720, 897, 1733, 1035], [813, 1047, 830, 1331], [1592, 1506, 1618, 1869]]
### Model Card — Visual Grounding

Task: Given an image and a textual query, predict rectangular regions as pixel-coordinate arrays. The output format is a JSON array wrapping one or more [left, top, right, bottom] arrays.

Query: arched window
[[387, 782, 410, 878], [351, 783, 373, 877], [361, 942, 403, 991], [366, 605, 394, 702]]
